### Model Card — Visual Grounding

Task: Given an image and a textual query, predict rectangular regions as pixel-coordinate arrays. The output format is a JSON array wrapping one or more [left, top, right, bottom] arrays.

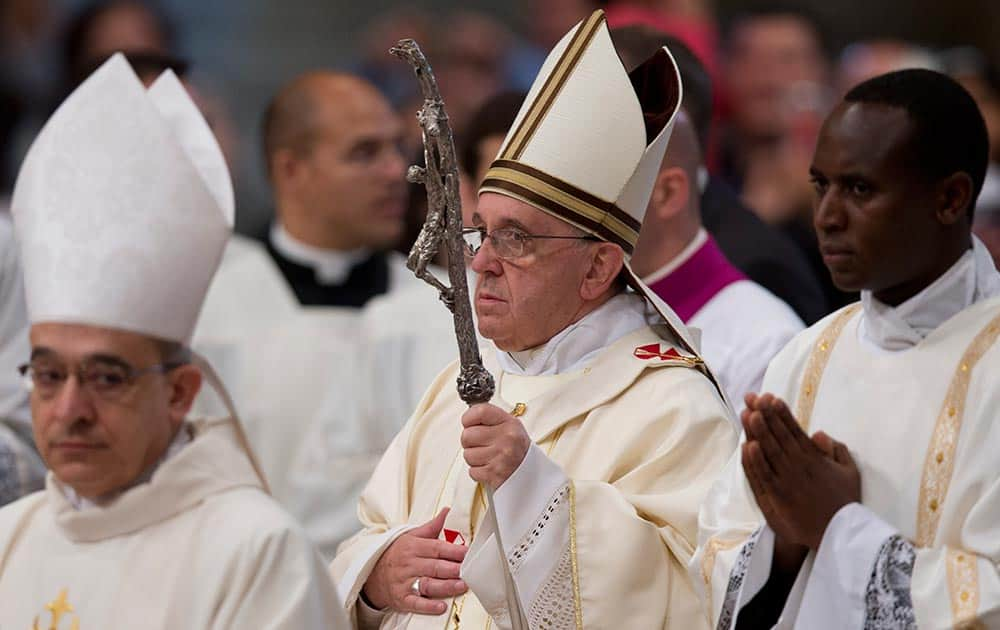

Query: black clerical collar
[[270, 223, 370, 285], [266, 226, 390, 308]]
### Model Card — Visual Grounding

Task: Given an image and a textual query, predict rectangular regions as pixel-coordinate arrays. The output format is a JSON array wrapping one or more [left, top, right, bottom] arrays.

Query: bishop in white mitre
[[0, 55, 348, 628], [332, 10, 738, 630], [692, 69, 1000, 629]]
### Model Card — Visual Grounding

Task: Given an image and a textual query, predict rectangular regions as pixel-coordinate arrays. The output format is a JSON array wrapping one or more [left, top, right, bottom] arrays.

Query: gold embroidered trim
[[700, 536, 745, 616], [916, 313, 1000, 548], [546, 426, 567, 455], [33, 588, 80, 630], [568, 481, 584, 630], [794, 304, 861, 431], [447, 598, 464, 630], [435, 447, 465, 517], [483, 165, 639, 247], [947, 548, 984, 629]]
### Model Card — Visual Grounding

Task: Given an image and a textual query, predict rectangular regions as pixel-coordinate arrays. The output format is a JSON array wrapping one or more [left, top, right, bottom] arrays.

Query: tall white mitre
[[10, 53, 233, 345], [480, 9, 702, 354]]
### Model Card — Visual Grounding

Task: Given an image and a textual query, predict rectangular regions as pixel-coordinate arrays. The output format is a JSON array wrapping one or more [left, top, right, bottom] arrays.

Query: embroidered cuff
[[493, 442, 568, 557], [799, 503, 899, 627], [338, 524, 418, 611], [815, 503, 898, 593], [863, 535, 917, 629], [717, 527, 764, 630]]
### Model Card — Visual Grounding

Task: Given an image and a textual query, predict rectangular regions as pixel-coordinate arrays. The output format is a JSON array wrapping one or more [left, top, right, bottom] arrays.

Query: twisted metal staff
[[391, 39, 527, 629]]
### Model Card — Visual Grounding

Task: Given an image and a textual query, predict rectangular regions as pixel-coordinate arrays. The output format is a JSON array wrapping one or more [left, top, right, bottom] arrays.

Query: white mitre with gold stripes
[[480, 9, 705, 356]]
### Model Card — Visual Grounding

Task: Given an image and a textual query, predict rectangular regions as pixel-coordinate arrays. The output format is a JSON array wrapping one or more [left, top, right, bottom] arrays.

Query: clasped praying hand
[[740, 393, 863, 569]]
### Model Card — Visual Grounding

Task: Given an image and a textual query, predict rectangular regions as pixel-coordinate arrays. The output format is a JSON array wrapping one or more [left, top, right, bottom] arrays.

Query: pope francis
[[331, 10, 738, 630], [0, 55, 348, 628]]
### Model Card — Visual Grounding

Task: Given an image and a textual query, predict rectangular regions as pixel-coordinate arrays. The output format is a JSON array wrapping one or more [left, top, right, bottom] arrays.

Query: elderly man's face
[[27, 324, 198, 499], [470, 193, 597, 351]]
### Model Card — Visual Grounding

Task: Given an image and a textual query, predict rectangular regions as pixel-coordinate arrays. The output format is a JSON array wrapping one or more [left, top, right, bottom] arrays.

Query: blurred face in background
[[836, 41, 938, 97], [281, 78, 408, 251], [527, 0, 596, 48], [436, 12, 508, 135], [726, 15, 828, 142], [80, 1, 168, 63]]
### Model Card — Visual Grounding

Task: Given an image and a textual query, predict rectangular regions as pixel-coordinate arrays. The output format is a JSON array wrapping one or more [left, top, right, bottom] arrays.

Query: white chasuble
[[0, 418, 348, 629], [694, 292, 1000, 629], [332, 324, 738, 629]]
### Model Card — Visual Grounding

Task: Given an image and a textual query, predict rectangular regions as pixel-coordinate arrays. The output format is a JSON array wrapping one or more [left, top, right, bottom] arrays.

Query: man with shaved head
[[193, 71, 451, 558], [261, 71, 408, 305], [631, 107, 803, 411], [611, 28, 803, 409]]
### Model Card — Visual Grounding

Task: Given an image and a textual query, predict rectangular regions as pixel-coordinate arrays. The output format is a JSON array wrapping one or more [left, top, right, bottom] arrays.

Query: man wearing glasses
[[0, 55, 347, 628], [332, 11, 737, 629]]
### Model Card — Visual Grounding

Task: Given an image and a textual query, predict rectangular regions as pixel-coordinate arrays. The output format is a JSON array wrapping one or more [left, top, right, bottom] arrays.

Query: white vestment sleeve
[[704, 491, 906, 629], [462, 443, 569, 628], [690, 443, 771, 629], [337, 523, 417, 624], [714, 499, 1000, 629], [779, 479, 1000, 629], [791, 503, 900, 628]]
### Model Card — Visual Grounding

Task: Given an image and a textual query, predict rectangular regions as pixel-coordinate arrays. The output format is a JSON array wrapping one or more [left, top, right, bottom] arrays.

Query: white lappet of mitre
[[11, 53, 232, 345], [480, 10, 705, 358]]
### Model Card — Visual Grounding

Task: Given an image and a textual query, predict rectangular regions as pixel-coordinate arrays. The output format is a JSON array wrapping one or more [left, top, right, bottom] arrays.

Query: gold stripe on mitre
[[501, 10, 606, 161], [482, 160, 640, 254]]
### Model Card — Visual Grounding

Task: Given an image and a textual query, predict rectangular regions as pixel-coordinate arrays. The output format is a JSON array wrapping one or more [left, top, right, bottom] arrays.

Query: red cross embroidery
[[444, 529, 466, 546], [633, 343, 683, 361]]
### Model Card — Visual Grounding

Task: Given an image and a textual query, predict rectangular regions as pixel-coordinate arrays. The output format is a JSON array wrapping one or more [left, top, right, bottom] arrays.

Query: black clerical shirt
[[264, 238, 390, 308]]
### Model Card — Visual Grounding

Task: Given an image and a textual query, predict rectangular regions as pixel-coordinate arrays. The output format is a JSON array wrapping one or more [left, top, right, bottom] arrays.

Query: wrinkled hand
[[741, 393, 862, 551], [461, 403, 531, 489], [362, 508, 468, 615]]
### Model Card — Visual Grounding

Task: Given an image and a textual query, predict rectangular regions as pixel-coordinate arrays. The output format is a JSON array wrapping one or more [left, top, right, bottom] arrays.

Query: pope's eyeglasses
[[461, 227, 599, 261]]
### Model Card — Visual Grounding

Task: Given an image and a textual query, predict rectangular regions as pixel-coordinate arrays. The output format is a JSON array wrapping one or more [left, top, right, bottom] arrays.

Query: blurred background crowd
[[2, 0, 999, 314]]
